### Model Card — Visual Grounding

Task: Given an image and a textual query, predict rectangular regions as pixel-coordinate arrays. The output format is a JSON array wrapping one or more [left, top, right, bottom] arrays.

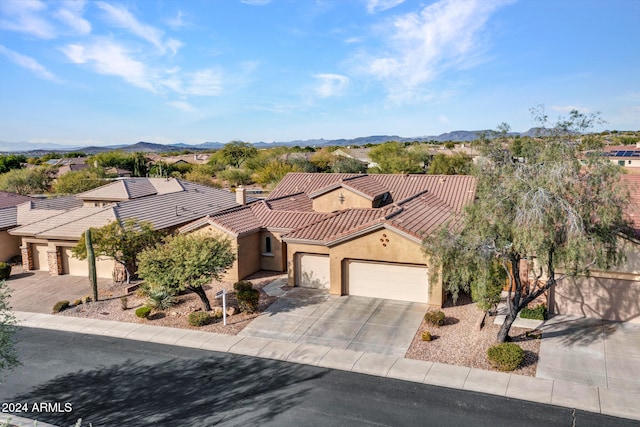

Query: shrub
[[424, 310, 445, 327], [120, 296, 128, 310], [421, 331, 432, 341], [145, 286, 177, 310], [212, 309, 223, 319], [53, 300, 70, 313], [188, 311, 210, 327], [237, 288, 260, 313], [0, 262, 11, 280], [233, 280, 253, 292], [81, 295, 92, 304], [520, 304, 547, 320], [135, 306, 151, 319], [73, 299, 82, 306], [487, 342, 525, 371]]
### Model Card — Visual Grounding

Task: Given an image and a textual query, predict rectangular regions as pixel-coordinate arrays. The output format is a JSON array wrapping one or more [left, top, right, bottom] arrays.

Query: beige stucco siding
[[0, 230, 21, 262], [312, 188, 372, 212], [260, 231, 286, 272]]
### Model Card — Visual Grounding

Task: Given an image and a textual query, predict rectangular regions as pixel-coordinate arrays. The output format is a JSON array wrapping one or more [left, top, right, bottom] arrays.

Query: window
[[618, 160, 625, 166], [265, 236, 272, 254]]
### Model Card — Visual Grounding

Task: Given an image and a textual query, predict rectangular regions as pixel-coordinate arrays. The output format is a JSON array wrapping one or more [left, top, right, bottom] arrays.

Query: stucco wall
[[260, 230, 286, 272], [0, 230, 21, 262], [286, 227, 444, 307], [312, 188, 372, 212]]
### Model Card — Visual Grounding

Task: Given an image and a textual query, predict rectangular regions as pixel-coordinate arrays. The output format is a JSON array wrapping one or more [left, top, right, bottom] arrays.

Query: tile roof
[[621, 174, 640, 236], [0, 207, 17, 230], [189, 172, 476, 245], [10, 179, 249, 240], [0, 191, 33, 209], [31, 196, 83, 210], [76, 177, 184, 201]]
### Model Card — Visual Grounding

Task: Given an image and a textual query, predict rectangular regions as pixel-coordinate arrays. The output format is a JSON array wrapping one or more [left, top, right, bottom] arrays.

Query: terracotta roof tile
[[621, 174, 640, 235]]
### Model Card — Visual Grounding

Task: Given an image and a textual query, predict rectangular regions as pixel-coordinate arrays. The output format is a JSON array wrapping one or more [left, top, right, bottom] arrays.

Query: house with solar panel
[[604, 144, 640, 171]]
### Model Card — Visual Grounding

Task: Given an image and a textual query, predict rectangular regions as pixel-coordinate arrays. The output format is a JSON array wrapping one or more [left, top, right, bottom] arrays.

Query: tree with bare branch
[[423, 109, 632, 342]]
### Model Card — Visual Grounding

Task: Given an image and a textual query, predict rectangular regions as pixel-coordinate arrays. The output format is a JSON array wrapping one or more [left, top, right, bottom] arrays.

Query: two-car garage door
[[346, 260, 429, 304]]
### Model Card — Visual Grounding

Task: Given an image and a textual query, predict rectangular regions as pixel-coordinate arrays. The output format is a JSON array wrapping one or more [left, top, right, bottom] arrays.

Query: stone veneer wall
[[47, 248, 62, 276], [20, 245, 33, 271]]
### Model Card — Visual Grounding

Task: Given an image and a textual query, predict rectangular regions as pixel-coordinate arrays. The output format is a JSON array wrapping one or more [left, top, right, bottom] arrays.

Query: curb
[[11, 311, 640, 422]]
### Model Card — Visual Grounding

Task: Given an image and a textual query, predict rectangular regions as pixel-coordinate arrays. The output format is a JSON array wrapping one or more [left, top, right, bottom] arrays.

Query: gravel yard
[[405, 293, 540, 377]]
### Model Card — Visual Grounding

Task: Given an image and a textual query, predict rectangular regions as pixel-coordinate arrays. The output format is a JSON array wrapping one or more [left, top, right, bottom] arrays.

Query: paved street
[[2, 328, 636, 427]]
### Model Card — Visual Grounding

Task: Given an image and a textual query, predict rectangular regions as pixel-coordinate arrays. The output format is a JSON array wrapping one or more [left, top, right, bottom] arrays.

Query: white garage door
[[298, 254, 330, 289], [61, 247, 86, 276], [32, 243, 49, 271], [346, 260, 429, 303], [95, 257, 114, 279]]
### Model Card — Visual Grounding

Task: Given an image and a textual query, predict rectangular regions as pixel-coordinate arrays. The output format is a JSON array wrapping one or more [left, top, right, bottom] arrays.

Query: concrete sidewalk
[[13, 311, 640, 422]]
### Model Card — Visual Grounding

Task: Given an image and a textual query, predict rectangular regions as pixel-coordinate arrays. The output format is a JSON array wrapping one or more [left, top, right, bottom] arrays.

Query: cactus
[[86, 228, 98, 302]]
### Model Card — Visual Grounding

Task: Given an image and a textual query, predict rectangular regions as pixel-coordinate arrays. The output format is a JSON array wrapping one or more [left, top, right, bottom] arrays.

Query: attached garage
[[31, 243, 49, 271], [345, 260, 429, 303], [60, 246, 114, 279], [297, 253, 330, 289]]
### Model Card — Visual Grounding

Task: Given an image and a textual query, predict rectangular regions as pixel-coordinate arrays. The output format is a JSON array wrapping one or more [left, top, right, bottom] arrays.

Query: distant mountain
[[0, 128, 566, 155]]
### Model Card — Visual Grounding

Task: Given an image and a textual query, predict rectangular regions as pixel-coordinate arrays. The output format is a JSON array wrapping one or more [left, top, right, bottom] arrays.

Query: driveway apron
[[239, 287, 427, 357]]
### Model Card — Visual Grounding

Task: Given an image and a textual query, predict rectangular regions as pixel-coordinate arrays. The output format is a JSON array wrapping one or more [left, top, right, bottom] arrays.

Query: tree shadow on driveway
[[11, 353, 327, 426]]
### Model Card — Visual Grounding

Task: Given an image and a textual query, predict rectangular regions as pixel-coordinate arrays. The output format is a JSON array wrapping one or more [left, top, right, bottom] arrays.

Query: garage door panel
[[347, 260, 428, 303], [61, 247, 87, 276], [32, 244, 49, 271], [298, 254, 330, 289], [95, 257, 114, 279]]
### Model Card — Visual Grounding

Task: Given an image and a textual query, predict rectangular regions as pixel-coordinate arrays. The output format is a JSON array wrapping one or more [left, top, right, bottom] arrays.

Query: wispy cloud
[[61, 39, 155, 91], [54, 0, 91, 35], [0, 44, 61, 82], [161, 68, 223, 96], [166, 10, 187, 29], [366, 0, 405, 14], [96, 2, 180, 55], [240, 0, 272, 5], [363, 0, 513, 103], [0, 0, 56, 39], [314, 73, 349, 98], [167, 100, 195, 112], [550, 105, 591, 114]]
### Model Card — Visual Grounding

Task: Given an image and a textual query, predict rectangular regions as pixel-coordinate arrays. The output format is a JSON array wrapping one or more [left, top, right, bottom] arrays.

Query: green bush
[[188, 311, 211, 327], [0, 262, 11, 280], [73, 299, 82, 306], [424, 310, 445, 327], [53, 300, 70, 313], [233, 280, 253, 292], [520, 304, 547, 320], [487, 342, 525, 371], [421, 331, 432, 341], [237, 288, 260, 313], [81, 295, 92, 304], [145, 286, 177, 310], [135, 306, 151, 319]]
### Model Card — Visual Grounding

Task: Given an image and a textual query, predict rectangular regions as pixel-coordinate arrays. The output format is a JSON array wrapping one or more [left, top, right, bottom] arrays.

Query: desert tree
[[0, 280, 19, 374], [423, 109, 631, 342], [137, 234, 236, 311]]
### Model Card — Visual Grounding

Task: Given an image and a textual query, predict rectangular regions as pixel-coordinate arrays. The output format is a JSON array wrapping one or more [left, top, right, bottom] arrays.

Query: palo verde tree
[[423, 109, 631, 343], [220, 141, 258, 168], [137, 234, 236, 311], [73, 219, 163, 283]]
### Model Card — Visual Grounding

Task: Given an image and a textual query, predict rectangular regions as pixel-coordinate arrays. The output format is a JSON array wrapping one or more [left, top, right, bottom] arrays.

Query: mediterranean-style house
[[331, 148, 378, 169], [9, 178, 252, 279], [181, 173, 477, 308]]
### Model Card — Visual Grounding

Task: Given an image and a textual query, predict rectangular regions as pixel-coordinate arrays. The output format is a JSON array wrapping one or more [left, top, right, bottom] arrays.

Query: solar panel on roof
[[624, 151, 633, 157]]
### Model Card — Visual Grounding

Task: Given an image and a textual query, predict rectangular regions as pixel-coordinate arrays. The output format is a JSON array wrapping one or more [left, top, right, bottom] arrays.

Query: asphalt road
[[0, 327, 635, 427]]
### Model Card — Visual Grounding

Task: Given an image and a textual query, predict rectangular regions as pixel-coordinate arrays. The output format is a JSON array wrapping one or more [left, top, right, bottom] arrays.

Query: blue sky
[[0, 0, 638, 147]]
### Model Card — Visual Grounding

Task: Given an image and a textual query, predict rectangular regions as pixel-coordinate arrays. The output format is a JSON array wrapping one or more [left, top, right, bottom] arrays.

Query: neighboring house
[[602, 145, 640, 172], [9, 178, 252, 279], [181, 173, 476, 307], [277, 152, 315, 162], [56, 163, 90, 177], [147, 153, 211, 166], [331, 148, 378, 169], [548, 174, 640, 323], [104, 167, 132, 177]]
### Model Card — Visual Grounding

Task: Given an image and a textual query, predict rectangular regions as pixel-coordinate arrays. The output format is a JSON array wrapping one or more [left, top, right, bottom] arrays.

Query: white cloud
[[96, 2, 180, 54], [0, 44, 61, 82], [438, 115, 450, 125], [161, 68, 223, 96], [0, 0, 56, 39], [166, 10, 186, 29], [314, 73, 349, 98], [366, 0, 405, 14], [363, 0, 513, 103], [61, 39, 155, 92], [54, 0, 91, 35], [240, 0, 272, 5], [167, 100, 195, 112]]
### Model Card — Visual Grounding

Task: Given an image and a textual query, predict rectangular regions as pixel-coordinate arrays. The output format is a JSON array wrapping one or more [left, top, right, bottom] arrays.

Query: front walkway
[[537, 315, 640, 393], [239, 287, 427, 357]]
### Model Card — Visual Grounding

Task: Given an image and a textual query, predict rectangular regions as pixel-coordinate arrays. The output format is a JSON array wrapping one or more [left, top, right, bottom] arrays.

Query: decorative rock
[[226, 307, 237, 316]]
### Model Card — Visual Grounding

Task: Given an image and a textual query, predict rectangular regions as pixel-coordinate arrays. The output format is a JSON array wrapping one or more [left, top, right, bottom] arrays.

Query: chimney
[[236, 186, 247, 205]]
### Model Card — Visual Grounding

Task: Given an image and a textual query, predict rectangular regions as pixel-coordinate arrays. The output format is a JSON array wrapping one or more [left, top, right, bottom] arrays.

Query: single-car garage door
[[346, 260, 429, 303], [297, 254, 330, 289], [32, 243, 49, 271], [61, 247, 87, 276]]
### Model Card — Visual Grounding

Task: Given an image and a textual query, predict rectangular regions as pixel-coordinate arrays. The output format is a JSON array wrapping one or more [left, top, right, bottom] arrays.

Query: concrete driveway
[[5, 269, 112, 313], [239, 287, 427, 357], [536, 315, 640, 393]]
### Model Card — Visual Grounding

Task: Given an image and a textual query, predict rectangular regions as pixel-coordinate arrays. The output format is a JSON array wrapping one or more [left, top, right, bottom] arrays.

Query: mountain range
[[0, 128, 547, 155]]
